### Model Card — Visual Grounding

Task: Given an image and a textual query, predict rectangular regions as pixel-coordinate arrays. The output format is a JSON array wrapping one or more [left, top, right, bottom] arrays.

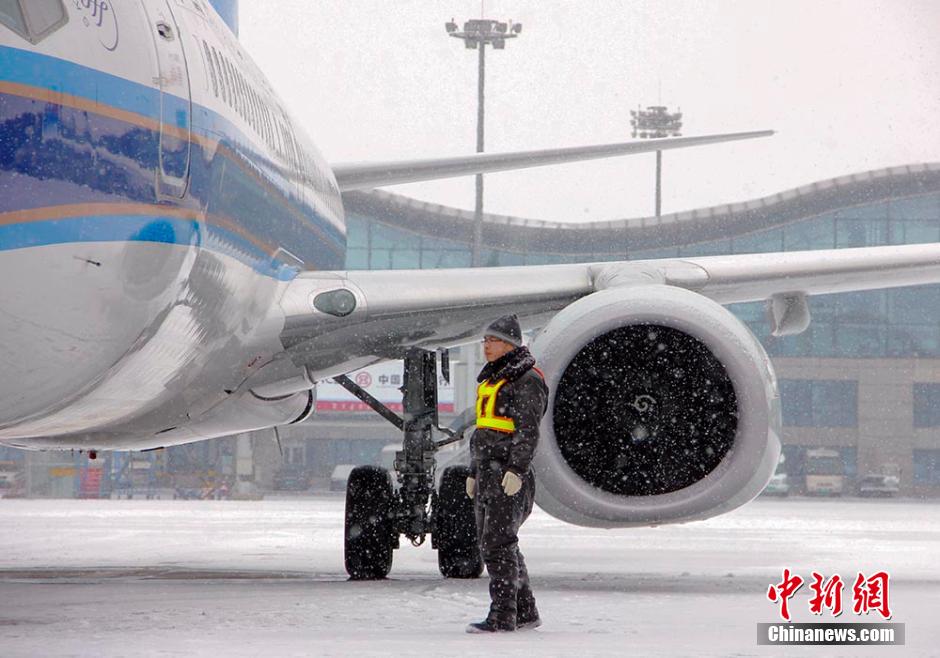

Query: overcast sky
[[240, 1, 940, 223]]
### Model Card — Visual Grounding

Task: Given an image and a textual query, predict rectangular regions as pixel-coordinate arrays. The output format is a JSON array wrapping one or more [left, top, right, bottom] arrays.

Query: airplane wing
[[331, 130, 773, 191], [278, 242, 940, 376]]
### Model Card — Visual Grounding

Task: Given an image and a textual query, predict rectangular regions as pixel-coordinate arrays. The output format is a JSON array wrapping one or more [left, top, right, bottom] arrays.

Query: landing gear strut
[[335, 348, 482, 580]]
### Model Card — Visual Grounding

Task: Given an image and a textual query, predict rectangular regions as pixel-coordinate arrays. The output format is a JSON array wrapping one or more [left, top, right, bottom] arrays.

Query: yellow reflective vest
[[475, 378, 516, 434]]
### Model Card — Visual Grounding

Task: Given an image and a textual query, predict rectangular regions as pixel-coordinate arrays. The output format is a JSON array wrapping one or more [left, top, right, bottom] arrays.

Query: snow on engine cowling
[[530, 285, 782, 528]]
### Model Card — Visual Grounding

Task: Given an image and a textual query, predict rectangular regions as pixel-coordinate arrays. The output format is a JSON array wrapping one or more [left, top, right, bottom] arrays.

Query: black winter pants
[[474, 469, 537, 625]]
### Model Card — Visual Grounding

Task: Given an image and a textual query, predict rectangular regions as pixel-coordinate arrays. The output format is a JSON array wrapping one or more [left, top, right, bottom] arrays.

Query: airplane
[[3, 0, 940, 580]]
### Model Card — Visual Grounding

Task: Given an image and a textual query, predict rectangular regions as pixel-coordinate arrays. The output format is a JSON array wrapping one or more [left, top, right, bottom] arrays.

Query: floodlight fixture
[[445, 16, 524, 266], [630, 105, 684, 220], [631, 105, 684, 140]]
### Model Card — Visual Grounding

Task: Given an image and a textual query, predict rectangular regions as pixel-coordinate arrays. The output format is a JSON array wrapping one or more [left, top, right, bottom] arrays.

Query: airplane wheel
[[344, 466, 395, 580], [435, 465, 483, 579]]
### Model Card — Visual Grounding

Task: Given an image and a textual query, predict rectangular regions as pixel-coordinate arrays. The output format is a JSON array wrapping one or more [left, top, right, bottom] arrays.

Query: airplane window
[[229, 60, 242, 115], [235, 70, 247, 119], [244, 85, 253, 126], [231, 66, 241, 115], [252, 89, 262, 132], [240, 82, 248, 121], [210, 47, 227, 105], [254, 91, 263, 134], [244, 80, 255, 129], [261, 106, 272, 144], [247, 87, 256, 129], [223, 57, 238, 112], [221, 56, 233, 107], [220, 56, 232, 105], [237, 67, 247, 118], [202, 41, 218, 98], [20, 0, 66, 42], [0, 1, 27, 40]]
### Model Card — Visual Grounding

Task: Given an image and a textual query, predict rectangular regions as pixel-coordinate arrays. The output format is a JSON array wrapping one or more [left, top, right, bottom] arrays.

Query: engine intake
[[531, 285, 781, 528], [555, 324, 737, 496]]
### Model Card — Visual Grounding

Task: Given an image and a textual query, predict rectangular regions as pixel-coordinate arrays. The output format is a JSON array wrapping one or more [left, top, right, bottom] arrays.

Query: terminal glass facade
[[347, 192, 940, 359]]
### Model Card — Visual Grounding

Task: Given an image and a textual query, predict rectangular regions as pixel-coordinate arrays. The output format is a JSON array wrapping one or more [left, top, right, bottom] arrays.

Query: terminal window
[[913, 383, 940, 427], [913, 450, 940, 486], [780, 379, 858, 428]]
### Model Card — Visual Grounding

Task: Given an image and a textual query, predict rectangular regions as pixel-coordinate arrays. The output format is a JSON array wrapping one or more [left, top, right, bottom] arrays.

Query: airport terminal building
[[6, 163, 940, 498]]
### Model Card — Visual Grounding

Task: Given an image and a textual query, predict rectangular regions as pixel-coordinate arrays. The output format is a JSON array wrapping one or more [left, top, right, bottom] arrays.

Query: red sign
[[318, 361, 454, 413], [80, 467, 102, 498], [316, 401, 455, 413]]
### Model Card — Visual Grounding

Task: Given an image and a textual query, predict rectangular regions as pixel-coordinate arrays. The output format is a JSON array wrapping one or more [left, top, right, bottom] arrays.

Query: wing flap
[[666, 243, 940, 302]]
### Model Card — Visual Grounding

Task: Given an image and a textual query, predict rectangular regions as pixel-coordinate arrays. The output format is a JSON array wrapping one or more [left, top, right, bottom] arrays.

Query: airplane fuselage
[[0, 0, 344, 448]]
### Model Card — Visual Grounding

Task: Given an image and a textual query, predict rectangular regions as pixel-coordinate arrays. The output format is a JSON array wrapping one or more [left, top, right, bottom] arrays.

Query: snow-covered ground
[[0, 496, 937, 657]]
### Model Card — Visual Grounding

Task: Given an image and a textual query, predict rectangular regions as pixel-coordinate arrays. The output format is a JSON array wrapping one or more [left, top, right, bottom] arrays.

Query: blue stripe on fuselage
[[0, 214, 299, 281], [0, 46, 326, 214], [0, 45, 345, 274], [0, 45, 163, 121]]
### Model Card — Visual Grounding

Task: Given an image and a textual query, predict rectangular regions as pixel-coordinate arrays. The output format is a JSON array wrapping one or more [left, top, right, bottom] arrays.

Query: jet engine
[[531, 285, 781, 528]]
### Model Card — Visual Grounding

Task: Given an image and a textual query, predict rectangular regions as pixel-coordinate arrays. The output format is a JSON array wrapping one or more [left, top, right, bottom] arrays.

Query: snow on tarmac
[[0, 496, 937, 657]]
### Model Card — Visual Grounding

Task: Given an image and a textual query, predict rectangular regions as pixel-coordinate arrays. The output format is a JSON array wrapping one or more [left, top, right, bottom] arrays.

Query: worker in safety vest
[[466, 315, 548, 633]]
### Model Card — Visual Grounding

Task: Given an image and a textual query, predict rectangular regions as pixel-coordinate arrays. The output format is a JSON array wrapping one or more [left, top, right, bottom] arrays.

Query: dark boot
[[516, 595, 540, 629], [516, 615, 542, 630], [466, 617, 516, 633], [516, 551, 539, 629]]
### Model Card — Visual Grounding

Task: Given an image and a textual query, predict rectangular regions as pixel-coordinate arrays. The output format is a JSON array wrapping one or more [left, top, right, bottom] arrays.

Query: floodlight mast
[[446, 18, 522, 266], [630, 105, 684, 220]]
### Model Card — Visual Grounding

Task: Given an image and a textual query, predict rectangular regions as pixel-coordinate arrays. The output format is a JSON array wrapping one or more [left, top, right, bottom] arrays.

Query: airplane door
[[144, 0, 192, 198]]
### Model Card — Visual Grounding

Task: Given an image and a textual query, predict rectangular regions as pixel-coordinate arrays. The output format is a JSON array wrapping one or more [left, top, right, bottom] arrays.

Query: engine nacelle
[[531, 285, 781, 527]]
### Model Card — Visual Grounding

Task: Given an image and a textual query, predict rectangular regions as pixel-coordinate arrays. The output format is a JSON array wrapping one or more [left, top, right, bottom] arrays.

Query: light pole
[[630, 105, 683, 221], [446, 18, 522, 266]]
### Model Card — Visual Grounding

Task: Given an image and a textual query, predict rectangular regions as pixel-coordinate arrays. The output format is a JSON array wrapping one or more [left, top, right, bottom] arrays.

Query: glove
[[501, 470, 522, 496], [466, 477, 476, 499]]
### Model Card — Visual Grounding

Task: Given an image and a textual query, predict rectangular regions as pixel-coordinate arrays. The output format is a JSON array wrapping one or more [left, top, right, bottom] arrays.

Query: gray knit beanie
[[484, 315, 523, 347]]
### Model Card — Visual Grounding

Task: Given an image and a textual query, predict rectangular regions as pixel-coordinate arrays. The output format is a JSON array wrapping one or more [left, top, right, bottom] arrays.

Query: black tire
[[435, 465, 483, 579], [344, 466, 395, 580]]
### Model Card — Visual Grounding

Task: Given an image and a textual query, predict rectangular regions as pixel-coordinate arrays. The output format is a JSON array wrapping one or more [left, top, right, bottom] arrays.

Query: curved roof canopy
[[342, 163, 940, 254]]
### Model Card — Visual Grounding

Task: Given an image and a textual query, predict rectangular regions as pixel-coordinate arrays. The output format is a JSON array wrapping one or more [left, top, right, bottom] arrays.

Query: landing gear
[[433, 465, 484, 578], [334, 348, 480, 580], [344, 466, 395, 580]]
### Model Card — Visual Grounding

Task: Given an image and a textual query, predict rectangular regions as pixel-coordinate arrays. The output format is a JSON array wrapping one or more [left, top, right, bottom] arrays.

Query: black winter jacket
[[469, 346, 549, 497]]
